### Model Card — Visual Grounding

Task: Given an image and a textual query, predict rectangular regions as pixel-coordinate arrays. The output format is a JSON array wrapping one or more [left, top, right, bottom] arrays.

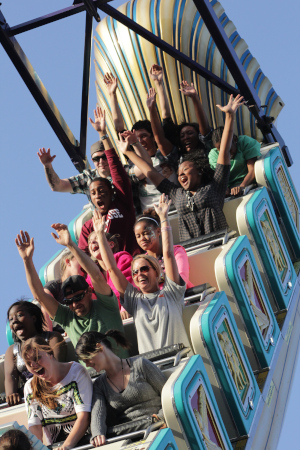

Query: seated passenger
[[93, 194, 191, 353], [117, 95, 244, 241], [134, 209, 194, 289], [23, 336, 92, 448], [87, 231, 133, 319], [5, 300, 66, 407], [15, 228, 128, 359], [0, 429, 33, 450], [209, 126, 261, 196], [76, 330, 167, 447], [78, 107, 138, 255]]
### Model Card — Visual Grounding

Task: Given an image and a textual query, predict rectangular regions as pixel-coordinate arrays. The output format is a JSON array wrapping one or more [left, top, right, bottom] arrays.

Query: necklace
[[107, 358, 129, 393], [185, 190, 195, 211]]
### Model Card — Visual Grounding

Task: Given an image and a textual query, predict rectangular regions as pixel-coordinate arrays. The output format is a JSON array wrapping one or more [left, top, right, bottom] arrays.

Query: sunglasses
[[92, 154, 107, 163], [132, 265, 152, 277], [63, 289, 87, 306]]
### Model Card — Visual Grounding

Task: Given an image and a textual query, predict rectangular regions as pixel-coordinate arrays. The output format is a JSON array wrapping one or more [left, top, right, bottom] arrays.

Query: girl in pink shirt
[[134, 209, 194, 289], [86, 231, 134, 320]]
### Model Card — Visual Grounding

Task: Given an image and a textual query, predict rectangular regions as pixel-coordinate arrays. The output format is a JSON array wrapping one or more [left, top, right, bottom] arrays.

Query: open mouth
[[35, 367, 45, 376], [14, 326, 25, 336], [180, 177, 188, 188], [96, 200, 105, 209]]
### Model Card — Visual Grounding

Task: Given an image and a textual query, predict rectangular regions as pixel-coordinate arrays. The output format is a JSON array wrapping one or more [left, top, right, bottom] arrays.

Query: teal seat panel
[[172, 355, 232, 450], [260, 146, 300, 258], [224, 235, 280, 367], [243, 187, 296, 309], [201, 292, 260, 435], [148, 428, 179, 450]]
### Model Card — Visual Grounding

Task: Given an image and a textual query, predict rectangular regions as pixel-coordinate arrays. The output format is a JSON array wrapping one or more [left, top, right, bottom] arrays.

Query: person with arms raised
[[92, 194, 190, 354], [15, 226, 128, 358]]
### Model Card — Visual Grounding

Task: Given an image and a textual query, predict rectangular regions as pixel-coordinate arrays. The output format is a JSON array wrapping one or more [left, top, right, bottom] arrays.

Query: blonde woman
[[23, 336, 92, 450], [93, 194, 190, 354]]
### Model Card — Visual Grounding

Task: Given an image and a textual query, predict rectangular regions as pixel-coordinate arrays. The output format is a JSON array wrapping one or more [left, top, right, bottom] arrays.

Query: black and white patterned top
[[157, 163, 230, 241], [24, 362, 92, 446]]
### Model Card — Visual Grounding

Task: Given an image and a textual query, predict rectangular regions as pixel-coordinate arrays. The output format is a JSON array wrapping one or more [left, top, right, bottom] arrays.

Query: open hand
[[154, 193, 172, 220], [89, 106, 106, 133], [15, 231, 34, 261], [149, 64, 163, 83], [146, 88, 157, 110], [37, 148, 56, 167], [104, 72, 118, 95], [93, 209, 106, 234], [179, 80, 197, 98], [216, 94, 244, 115], [51, 223, 72, 247]]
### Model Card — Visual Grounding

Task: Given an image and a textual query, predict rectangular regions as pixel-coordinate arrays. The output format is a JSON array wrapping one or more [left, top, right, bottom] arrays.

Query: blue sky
[[0, 0, 299, 447]]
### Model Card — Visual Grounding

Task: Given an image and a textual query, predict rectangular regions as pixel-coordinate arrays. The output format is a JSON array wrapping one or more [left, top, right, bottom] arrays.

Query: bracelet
[[160, 219, 169, 225], [131, 141, 138, 146], [161, 226, 172, 231], [100, 134, 109, 141]]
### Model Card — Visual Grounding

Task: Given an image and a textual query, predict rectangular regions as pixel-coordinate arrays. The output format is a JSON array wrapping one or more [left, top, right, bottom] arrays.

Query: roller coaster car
[[0, 144, 300, 449]]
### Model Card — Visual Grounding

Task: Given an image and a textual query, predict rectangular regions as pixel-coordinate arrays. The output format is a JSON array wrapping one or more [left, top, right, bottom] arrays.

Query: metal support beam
[[79, 11, 93, 161], [0, 10, 85, 171], [98, 3, 239, 97]]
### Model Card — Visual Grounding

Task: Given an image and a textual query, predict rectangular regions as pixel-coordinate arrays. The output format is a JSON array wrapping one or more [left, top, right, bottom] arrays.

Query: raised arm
[[37, 148, 72, 193], [121, 130, 152, 180], [15, 231, 59, 319], [117, 133, 165, 187], [149, 64, 171, 119], [146, 88, 174, 157], [216, 94, 244, 166], [179, 81, 211, 136], [154, 194, 180, 284], [103, 73, 125, 133], [89, 106, 114, 151], [51, 223, 111, 296], [93, 210, 129, 296]]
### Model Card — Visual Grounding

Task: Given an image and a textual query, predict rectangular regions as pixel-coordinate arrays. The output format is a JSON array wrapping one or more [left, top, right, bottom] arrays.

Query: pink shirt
[[86, 251, 135, 311]]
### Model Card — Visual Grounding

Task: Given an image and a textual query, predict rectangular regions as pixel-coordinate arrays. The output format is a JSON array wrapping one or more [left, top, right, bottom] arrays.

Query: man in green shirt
[[15, 224, 128, 359], [209, 127, 261, 196]]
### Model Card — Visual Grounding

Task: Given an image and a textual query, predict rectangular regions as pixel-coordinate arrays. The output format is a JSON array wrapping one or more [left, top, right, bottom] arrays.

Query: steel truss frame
[[0, 0, 292, 171]]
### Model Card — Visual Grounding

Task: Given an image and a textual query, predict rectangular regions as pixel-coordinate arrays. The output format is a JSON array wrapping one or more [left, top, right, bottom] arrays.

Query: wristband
[[100, 134, 109, 141], [161, 226, 172, 231], [160, 219, 169, 224]]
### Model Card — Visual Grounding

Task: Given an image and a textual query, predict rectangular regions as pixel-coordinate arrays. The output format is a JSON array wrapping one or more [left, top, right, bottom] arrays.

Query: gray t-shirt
[[91, 357, 166, 438], [121, 276, 189, 353]]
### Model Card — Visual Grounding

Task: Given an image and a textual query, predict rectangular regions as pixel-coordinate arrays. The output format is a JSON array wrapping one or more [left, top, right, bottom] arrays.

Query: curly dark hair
[[7, 299, 46, 342], [180, 151, 215, 185]]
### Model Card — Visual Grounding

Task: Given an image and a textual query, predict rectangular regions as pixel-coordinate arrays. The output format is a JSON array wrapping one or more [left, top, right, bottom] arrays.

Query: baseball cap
[[62, 275, 89, 297], [91, 141, 104, 156]]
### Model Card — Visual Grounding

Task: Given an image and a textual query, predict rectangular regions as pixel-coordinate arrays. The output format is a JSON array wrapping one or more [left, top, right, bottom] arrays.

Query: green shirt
[[54, 291, 129, 359], [208, 135, 261, 188]]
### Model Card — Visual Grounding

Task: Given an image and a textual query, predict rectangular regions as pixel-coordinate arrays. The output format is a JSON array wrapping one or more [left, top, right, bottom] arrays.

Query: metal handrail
[[154, 347, 191, 368], [69, 421, 165, 449], [184, 287, 216, 305]]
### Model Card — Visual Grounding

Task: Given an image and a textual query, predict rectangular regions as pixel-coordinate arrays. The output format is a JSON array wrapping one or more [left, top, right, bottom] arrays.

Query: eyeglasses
[[63, 289, 87, 306], [92, 154, 107, 163], [132, 265, 152, 277]]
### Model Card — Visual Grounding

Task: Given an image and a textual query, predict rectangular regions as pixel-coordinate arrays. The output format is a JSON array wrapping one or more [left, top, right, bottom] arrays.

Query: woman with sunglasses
[[5, 300, 66, 407], [93, 194, 190, 354], [78, 107, 139, 256], [76, 330, 166, 448], [23, 336, 92, 449]]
